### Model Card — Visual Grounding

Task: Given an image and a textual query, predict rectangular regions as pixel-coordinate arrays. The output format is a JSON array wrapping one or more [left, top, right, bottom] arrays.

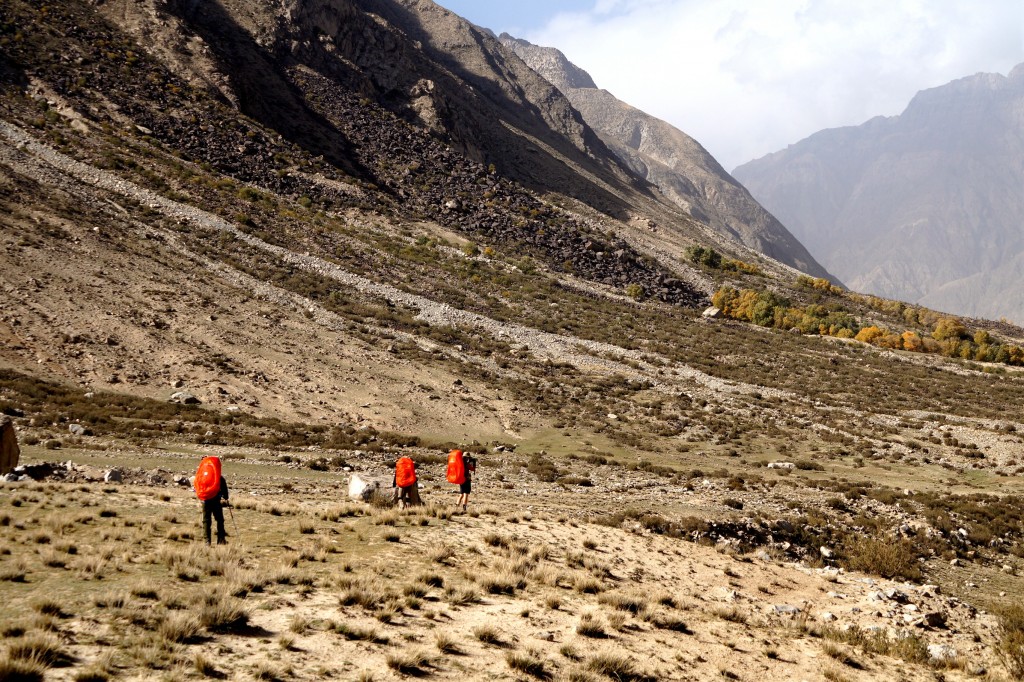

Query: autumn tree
[[855, 326, 883, 344], [933, 317, 968, 342], [901, 331, 924, 352]]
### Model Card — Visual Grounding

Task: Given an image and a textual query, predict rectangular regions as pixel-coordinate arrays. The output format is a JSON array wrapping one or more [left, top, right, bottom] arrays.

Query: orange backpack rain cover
[[194, 456, 222, 501], [446, 449, 465, 485], [395, 456, 417, 488]]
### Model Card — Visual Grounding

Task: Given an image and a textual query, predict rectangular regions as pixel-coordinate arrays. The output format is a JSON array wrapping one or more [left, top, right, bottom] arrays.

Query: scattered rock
[[702, 306, 722, 319], [68, 423, 90, 436], [921, 611, 948, 629], [348, 474, 380, 501], [767, 462, 795, 470], [819, 546, 834, 559], [170, 391, 200, 404], [772, 604, 801, 615], [884, 588, 909, 604], [104, 468, 123, 483], [927, 644, 958, 662]]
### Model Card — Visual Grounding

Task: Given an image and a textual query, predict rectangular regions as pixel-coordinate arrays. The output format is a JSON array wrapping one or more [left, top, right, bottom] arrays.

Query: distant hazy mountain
[[500, 35, 836, 282], [733, 64, 1024, 323]]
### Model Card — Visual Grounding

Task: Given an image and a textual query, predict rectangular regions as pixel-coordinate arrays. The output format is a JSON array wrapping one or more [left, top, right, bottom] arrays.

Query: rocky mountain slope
[[500, 35, 836, 283], [733, 63, 1024, 323]]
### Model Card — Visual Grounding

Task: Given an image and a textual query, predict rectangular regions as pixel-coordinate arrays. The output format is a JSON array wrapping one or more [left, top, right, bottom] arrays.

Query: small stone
[[103, 468, 123, 483], [772, 604, 801, 615], [68, 423, 88, 436], [170, 391, 200, 405], [819, 546, 834, 559], [922, 611, 947, 628], [927, 644, 957, 662], [820, 612, 836, 622], [884, 588, 908, 603]]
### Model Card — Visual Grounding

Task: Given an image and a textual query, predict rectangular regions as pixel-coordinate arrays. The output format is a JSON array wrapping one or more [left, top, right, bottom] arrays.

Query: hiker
[[393, 456, 421, 508], [194, 456, 229, 545], [446, 449, 477, 513]]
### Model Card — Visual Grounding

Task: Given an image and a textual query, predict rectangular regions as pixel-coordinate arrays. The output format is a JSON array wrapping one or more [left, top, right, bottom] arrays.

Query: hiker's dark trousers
[[203, 499, 226, 545]]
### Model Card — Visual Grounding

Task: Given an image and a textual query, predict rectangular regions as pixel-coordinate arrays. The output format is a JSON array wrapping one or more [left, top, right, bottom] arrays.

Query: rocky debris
[[348, 473, 380, 501], [0, 415, 19, 474], [772, 604, 801, 616], [920, 611, 948, 629], [68, 423, 90, 436], [927, 643, 958, 662], [170, 391, 201, 405], [767, 462, 795, 470], [0, 460, 196, 487], [702, 307, 723, 319]]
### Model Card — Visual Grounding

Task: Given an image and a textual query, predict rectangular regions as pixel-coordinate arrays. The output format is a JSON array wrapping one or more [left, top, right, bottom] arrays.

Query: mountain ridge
[[500, 34, 838, 283], [733, 62, 1024, 322]]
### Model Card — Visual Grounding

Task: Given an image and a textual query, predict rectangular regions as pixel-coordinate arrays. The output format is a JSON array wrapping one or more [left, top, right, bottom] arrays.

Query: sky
[[435, 0, 1023, 171]]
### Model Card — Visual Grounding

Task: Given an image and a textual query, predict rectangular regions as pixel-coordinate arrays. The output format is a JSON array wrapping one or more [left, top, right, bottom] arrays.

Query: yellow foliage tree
[[933, 317, 968, 341], [855, 326, 884, 344], [901, 331, 924, 352]]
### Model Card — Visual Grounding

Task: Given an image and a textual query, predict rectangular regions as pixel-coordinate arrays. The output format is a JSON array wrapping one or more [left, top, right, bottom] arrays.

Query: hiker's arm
[[221, 478, 230, 503]]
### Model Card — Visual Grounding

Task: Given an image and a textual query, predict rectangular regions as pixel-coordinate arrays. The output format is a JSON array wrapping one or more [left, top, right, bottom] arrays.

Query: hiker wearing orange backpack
[[194, 456, 229, 545], [393, 456, 419, 509], [446, 449, 477, 513]]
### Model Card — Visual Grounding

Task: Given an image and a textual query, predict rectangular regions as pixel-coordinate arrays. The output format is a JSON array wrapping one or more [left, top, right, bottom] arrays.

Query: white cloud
[[526, 0, 1022, 170]]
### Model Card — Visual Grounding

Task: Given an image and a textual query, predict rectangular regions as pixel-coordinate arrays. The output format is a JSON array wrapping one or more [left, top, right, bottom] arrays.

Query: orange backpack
[[446, 449, 465, 485], [395, 456, 417, 488], [194, 456, 222, 501]]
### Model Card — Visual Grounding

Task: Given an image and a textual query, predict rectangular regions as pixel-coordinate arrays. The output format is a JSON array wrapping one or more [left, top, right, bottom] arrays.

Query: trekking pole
[[228, 505, 240, 542]]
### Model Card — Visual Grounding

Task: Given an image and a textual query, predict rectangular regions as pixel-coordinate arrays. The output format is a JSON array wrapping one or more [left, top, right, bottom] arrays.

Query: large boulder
[[0, 416, 19, 475], [348, 474, 380, 501]]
